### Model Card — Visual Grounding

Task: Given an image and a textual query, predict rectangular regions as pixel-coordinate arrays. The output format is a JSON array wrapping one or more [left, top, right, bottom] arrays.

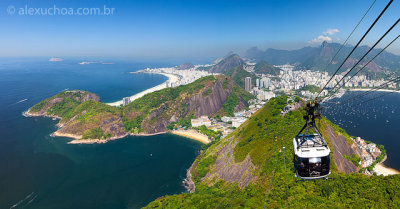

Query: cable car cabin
[[293, 134, 331, 179]]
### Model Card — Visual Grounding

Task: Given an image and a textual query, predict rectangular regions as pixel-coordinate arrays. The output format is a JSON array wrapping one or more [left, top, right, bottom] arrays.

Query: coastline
[[171, 129, 211, 144], [56, 130, 210, 145], [24, 108, 210, 145], [107, 71, 180, 106], [63, 131, 168, 144], [374, 155, 400, 176], [349, 88, 400, 93]]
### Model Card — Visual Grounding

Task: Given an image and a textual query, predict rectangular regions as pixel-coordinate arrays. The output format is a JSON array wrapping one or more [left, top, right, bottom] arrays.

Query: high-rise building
[[260, 77, 270, 88], [245, 77, 252, 91], [123, 97, 131, 106], [256, 79, 260, 87]]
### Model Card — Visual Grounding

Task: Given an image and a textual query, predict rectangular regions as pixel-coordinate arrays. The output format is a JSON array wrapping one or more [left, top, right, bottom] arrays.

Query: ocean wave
[[10, 192, 36, 209]]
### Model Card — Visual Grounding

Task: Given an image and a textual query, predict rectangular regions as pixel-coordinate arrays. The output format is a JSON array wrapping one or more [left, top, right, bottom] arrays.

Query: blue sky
[[0, 0, 399, 60]]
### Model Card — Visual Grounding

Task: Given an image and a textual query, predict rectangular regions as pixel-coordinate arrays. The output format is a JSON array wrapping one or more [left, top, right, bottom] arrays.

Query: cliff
[[144, 96, 400, 208], [26, 75, 254, 141]]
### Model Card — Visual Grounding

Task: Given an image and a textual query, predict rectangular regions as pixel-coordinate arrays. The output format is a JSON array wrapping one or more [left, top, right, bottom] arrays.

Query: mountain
[[144, 96, 400, 208], [208, 54, 245, 73], [200, 54, 278, 88], [223, 65, 257, 87], [245, 41, 400, 74], [177, 62, 195, 70], [26, 75, 254, 141], [253, 60, 281, 75]]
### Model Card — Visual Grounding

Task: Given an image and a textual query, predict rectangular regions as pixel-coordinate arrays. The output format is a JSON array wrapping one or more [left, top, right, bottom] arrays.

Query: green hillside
[[223, 65, 257, 88], [144, 96, 400, 208], [254, 60, 281, 75], [28, 75, 254, 139]]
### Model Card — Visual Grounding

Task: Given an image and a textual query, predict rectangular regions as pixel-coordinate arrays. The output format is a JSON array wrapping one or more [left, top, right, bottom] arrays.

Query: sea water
[[0, 58, 202, 209], [322, 91, 400, 171]]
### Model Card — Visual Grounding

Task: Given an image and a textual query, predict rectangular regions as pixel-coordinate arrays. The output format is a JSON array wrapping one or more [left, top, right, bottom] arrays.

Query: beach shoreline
[[107, 71, 180, 106], [374, 155, 400, 176], [349, 88, 400, 93], [24, 102, 210, 145], [53, 129, 210, 145], [171, 129, 211, 144], [54, 130, 170, 144]]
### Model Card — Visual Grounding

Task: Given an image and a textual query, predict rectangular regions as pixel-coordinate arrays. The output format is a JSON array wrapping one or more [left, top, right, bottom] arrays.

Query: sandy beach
[[349, 88, 400, 94], [107, 72, 180, 106], [374, 155, 400, 176], [171, 129, 211, 144], [66, 132, 168, 144]]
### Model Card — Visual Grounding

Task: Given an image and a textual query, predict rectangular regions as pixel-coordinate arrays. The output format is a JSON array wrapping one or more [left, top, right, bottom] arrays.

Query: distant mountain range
[[245, 41, 400, 74]]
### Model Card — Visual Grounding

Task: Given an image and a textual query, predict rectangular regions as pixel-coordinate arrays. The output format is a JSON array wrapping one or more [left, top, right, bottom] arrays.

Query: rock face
[[323, 123, 359, 174], [188, 78, 231, 117], [203, 139, 256, 188], [59, 114, 126, 138], [208, 54, 244, 73], [138, 76, 251, 134]]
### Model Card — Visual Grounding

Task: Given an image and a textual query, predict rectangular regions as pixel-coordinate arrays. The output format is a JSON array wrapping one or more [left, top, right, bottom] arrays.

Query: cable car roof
[[293, 138, 330, 158]]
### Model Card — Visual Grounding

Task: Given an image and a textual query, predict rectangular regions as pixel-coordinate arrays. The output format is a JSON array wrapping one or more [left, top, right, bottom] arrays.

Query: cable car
[[293, 101, 331, 179], [293, 134, 331, 179]]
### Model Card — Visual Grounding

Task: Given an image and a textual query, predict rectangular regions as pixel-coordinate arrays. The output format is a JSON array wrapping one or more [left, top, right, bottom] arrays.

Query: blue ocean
[[1, 58, 399, 208], [0, 58, 202, 209], [322, 91, 400, 171]]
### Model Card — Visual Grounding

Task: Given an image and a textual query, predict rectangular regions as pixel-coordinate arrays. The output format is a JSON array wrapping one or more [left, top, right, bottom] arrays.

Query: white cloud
[[322, 29, 339, 35], [309, 35, 332, 44], [309, 29, 339, 45], [49, 57, 63, 62]]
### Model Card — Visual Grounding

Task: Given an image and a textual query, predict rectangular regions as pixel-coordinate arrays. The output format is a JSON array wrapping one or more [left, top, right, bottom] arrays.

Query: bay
[[0, 58, 202, 209]]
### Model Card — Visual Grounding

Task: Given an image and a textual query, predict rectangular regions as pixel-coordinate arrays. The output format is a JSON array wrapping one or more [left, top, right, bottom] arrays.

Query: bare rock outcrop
[[202, 138, 256, 188], [323, 125, 358, 174]]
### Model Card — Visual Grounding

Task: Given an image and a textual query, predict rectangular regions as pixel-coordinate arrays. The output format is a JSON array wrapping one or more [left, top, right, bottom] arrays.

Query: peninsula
[[25, 75, 253, 144]]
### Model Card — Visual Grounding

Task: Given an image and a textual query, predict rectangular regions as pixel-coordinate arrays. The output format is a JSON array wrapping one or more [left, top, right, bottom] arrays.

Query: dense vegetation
[[193, 155, 217, 182], [344, 154, 361, 167], [144, 96, 400, 208], [254, 60, 281, 75], [296, 84, 321, 93], [194, 125, 222, 141], [82, 127, 111, 139], [223, 65, 257, 87], [28, 75, 253, 139], [223, 93, 239, 116]]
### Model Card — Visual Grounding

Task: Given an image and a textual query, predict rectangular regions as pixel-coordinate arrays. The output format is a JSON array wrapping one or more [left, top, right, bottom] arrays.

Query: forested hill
[[144, 96, 400, 208], [26, 75, 253, 141]]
